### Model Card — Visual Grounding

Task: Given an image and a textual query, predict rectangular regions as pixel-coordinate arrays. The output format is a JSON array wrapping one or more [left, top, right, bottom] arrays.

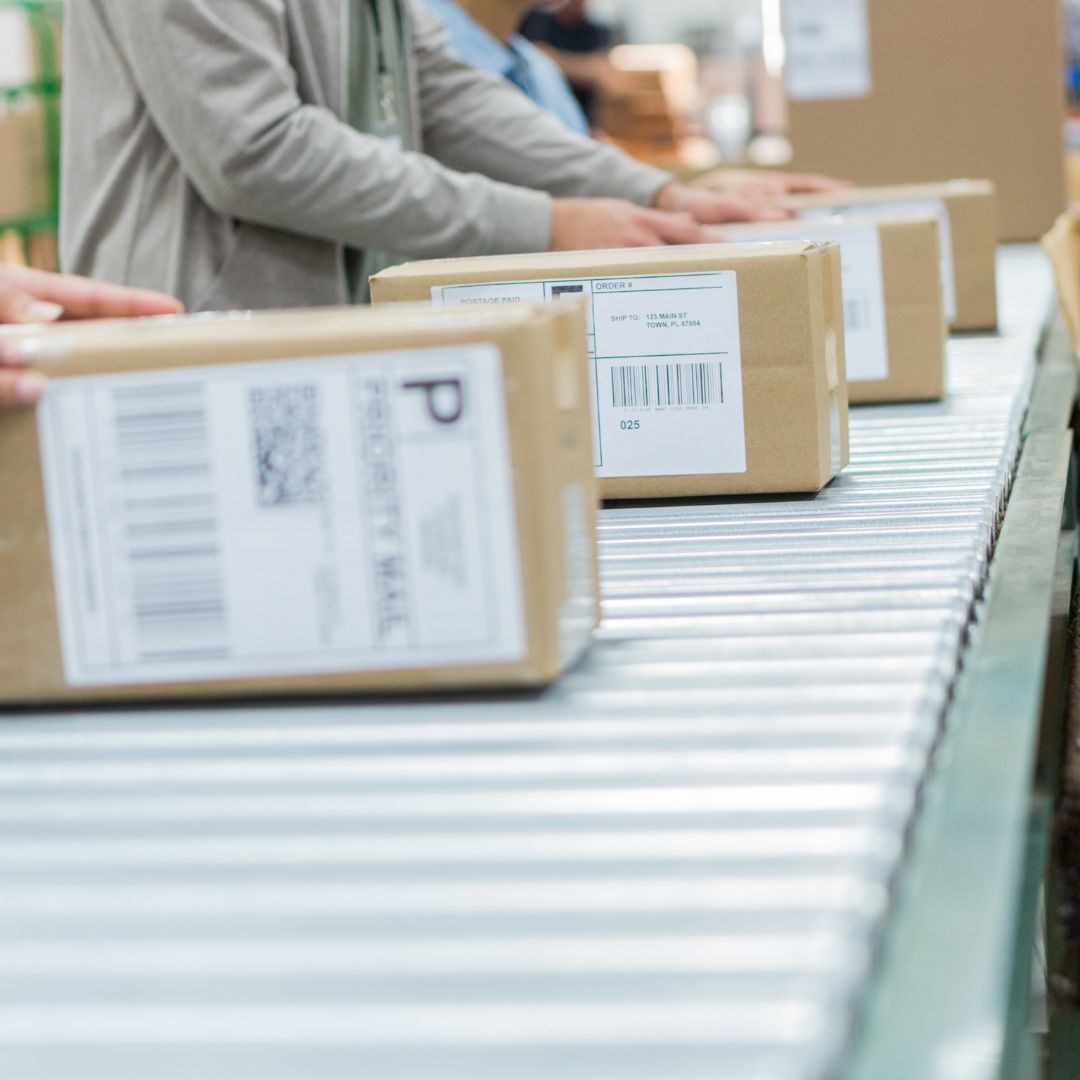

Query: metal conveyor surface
[[0, 246, 1057, 1080]]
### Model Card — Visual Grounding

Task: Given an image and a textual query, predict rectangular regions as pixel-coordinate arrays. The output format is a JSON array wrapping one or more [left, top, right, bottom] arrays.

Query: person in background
[[61, 0, 789, 314], [441, 0, 851, 198], [520, 0, 618, 125], [0, 265, 181, 407], [425, 0, 591, 135]]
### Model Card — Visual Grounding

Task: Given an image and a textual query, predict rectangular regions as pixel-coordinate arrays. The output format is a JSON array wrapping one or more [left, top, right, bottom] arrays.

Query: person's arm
[[95, 0, 556, 258], [408, 3, 785, 225], [0, 266, 182, 406], [410, 0, 666, 206]]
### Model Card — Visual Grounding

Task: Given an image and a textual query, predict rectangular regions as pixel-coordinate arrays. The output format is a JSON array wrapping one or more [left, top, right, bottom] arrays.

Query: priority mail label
[[37, 346, 527, 686]]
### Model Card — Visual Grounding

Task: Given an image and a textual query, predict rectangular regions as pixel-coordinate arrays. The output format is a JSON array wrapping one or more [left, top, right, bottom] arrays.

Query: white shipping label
[[782, 0, 872, 101], [727, 224, 888, 382], [801, 200, 957, 323], [432, 273, 746, 479], [37, 346, 527, 687]]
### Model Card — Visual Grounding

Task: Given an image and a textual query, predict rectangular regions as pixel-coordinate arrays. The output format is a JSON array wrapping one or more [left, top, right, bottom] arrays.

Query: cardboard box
[[1042, 210, 1080, 353], [791, 181, 999, 332], [719, 216, 946, 403], [598, 45, 699, 146], [372, 243, 850, 500], [0, 304, 599, 704], [781, 0, 1066, 242], [0, 100, 51, 223]]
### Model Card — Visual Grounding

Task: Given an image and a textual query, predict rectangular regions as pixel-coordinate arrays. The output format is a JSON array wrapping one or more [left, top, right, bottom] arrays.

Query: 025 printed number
[[620, 420, 641, 431]]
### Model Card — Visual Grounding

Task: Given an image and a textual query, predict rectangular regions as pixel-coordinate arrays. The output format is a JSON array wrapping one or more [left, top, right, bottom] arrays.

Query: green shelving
[[0, 0, 63, 242]]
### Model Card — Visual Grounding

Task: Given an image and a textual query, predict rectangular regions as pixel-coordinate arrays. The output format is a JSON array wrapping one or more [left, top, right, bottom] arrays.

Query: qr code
[[249, 384, 325, 507]]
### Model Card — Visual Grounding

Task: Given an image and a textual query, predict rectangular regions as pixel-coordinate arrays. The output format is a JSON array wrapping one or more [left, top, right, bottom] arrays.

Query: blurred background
[[0, 0, 1074, 265]]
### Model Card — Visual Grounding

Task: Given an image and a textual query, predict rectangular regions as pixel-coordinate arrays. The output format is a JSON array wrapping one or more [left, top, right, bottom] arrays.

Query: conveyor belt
[[0, 247, 1056, 1080]]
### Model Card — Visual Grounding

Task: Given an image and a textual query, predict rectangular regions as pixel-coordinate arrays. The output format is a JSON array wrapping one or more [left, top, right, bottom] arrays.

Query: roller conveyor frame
[[846, 279, 1078, 1080], [0, 247, 1075, 1080]]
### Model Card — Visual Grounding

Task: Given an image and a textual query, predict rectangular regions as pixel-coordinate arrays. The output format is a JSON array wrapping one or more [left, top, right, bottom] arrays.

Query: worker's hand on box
[[692, 168, 853, 198], [653, 183, 792, 225], [550, 197, 710, 250], [0, 265, 182, 407], [0, 265, 183, 325]]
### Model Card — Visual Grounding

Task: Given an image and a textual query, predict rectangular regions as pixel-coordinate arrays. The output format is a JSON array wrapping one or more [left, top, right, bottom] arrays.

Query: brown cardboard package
[[719, 216, 946, 403], [0, 100, 50, 223], [597, 45, 698, 147], [791, 181, 999, 332], [372, 242, 849, 500], [1042, 210, 1080, 353], [0, 304, 599, 704], [782, 0, 1065, 242]]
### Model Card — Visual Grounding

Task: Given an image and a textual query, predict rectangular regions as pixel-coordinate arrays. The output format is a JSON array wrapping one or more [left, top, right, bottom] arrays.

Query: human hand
[[550, 197, 708, 249], [0, 265, 183, 325], [0, 266, 182, 407], [653, 182, 792, 225]]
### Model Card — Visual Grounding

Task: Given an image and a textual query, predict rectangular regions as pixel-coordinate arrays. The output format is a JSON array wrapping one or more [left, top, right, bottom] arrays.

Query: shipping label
[[800, 199, 957, 323], [37, 346, 527, 687], [432, 273, 746, 479], [782, 0, 872, 101], [728, 224, 888, 382]]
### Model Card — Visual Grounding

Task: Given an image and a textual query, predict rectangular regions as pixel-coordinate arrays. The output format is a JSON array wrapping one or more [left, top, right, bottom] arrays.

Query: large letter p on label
[[402, 378, 465, 426]]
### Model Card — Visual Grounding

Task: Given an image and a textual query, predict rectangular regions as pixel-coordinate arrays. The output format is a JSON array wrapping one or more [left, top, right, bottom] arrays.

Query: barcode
[[610, 361, 723, 410], [844, 296, 873, 332], [112, 383, 229, 663], [250, 384, 325, 506]]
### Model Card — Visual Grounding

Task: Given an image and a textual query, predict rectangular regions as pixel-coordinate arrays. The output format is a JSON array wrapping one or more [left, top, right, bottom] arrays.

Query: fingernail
[[22, 301, 64, 324], [14, 372, 46, 404]]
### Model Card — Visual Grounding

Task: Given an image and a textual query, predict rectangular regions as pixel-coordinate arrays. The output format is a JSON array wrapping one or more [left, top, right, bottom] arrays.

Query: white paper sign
[[727, 223, 889, 382], [0, 11, 36, 87], [37, 346, 527, 687], [782, 0, 872, 101], [432, 273, 747, 479], [800, 199, 957, 323]]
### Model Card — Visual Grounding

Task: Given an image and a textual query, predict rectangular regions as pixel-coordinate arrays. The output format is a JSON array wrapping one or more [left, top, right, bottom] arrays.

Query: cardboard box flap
[[716, 211, 941, 238], [11, 303, 579, 372], [372, 242, 823, 285], [793, 179, 995, 210]]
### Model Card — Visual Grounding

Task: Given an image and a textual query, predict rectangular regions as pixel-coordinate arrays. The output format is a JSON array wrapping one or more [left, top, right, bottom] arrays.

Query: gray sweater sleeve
[[94, 0, 554, 258], [410, 0, 672, 207]]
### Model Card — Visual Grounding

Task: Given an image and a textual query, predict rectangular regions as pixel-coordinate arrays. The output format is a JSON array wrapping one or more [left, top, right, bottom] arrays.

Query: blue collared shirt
[[425, 0, 590, 136]]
